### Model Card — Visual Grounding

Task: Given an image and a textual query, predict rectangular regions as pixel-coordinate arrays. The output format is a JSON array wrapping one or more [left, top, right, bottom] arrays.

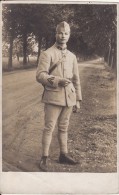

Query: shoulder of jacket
[[67, 50, 76, 59], [42, 45, 55, 55]]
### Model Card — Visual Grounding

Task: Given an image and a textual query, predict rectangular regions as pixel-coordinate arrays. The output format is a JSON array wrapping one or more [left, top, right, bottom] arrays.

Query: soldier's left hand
[[73, 101, 81, 113]]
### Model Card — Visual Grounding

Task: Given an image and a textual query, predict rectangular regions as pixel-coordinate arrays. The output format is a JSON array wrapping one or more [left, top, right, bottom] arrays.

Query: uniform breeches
[[42, 104, 73, 156]]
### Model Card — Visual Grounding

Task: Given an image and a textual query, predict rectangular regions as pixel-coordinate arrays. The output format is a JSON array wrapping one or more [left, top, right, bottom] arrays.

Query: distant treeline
[[2, 4, 117, 71]]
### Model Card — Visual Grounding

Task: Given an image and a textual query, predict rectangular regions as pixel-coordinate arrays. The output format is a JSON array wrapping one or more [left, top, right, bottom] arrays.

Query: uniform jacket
[[36, 43, 82, 107]]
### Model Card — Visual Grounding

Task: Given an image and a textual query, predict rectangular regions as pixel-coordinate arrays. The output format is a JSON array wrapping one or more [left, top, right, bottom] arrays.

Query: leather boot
[[59, 153, 78, 165], [39, 156, 48, 172]]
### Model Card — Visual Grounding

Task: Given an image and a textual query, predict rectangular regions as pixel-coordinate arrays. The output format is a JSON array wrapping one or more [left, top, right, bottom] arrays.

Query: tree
[[14, 5, 36, 66], [2, 4, 19, 70], [72, 4, 117, 67], [2, 4, 117, 70]]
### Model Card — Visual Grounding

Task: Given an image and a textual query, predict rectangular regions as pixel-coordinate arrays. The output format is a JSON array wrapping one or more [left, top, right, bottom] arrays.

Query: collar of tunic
[[54, 42, 67, 51]]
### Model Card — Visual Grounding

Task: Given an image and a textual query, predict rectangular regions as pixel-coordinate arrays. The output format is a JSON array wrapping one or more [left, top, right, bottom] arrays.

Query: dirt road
[[2, 59, 117, 172]]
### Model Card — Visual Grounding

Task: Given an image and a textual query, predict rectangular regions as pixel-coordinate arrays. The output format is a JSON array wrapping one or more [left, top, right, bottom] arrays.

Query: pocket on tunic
[[66, 82, 75, 93], [70, 85, 75, 93], [66, 82, 76, 101]]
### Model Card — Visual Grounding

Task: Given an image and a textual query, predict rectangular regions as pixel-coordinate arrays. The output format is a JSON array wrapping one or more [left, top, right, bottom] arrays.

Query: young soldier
[[36, 21, 82, 171]]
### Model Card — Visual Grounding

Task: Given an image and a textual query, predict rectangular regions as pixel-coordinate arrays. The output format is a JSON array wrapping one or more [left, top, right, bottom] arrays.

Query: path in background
[[2, 59, 117, 172]]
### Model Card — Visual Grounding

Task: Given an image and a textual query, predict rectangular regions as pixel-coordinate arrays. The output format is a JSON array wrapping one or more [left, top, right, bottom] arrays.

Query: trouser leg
[[58, 106, 73, 154], [42, 104, 62, 156]]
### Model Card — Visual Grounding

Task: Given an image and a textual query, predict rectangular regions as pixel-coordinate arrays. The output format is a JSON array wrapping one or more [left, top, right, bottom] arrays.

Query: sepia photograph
[[1, 1, 118, 193], [2, 2, 117, 173], [0, 1, 119, 194]]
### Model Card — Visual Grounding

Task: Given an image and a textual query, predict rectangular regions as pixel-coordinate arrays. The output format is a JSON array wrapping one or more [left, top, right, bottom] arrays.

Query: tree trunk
[[111, 35, 116, 71], [8, 35, 14, 70], [37, 36, 42, 65], [113, 48, 117, 71], [111, 55, 113, 69], [104, 49, 108, 63], [23, 32, 27, 66], [16, 53, 19, 62], [107, 45, 111, 66], [28, 55, 30, 63]]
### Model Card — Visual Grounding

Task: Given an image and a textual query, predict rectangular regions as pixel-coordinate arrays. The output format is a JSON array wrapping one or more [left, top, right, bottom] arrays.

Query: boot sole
[[59, 160, 78, 165]]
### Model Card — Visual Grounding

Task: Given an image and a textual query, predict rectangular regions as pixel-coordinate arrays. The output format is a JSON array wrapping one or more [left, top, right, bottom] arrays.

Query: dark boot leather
[[39, 156, 48, 172], [59, 153, 78, 165]]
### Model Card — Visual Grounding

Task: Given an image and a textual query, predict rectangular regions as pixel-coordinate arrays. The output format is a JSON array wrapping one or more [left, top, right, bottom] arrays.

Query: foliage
[[2, 3, 117, 69]]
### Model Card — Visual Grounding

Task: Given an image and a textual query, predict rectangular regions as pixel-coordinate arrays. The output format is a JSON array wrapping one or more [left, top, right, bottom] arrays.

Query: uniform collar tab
[[55, 43, 67, 51]]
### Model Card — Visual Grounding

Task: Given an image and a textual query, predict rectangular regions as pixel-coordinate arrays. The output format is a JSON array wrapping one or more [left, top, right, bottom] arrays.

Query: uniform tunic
[[36, 43, 82, 107]]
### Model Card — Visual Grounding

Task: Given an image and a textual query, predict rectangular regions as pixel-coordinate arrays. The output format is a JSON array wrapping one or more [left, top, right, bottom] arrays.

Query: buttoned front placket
[[60, 49, 69, 106], [61, 49, 67, 78]]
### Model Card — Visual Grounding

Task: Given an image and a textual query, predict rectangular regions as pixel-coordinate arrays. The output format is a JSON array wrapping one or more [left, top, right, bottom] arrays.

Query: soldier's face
[[56, 29, 70, 44]]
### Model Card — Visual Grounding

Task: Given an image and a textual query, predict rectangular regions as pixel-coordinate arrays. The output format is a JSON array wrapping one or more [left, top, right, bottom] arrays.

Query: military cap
[[56, 21, 70, 32]]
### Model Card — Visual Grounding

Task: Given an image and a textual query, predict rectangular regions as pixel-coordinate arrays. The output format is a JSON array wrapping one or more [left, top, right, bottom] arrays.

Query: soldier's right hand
[[58, 78, 71, 87]]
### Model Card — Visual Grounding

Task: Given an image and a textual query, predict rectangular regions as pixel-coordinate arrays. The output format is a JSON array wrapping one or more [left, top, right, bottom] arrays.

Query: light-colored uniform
[[36, 43, 82, 156]]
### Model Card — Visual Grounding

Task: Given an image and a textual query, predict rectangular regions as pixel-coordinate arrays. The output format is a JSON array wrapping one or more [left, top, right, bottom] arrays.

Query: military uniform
[[36, 43, 82, 106], [36, 21, 82, 171], [36, 43, 82, 155]]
